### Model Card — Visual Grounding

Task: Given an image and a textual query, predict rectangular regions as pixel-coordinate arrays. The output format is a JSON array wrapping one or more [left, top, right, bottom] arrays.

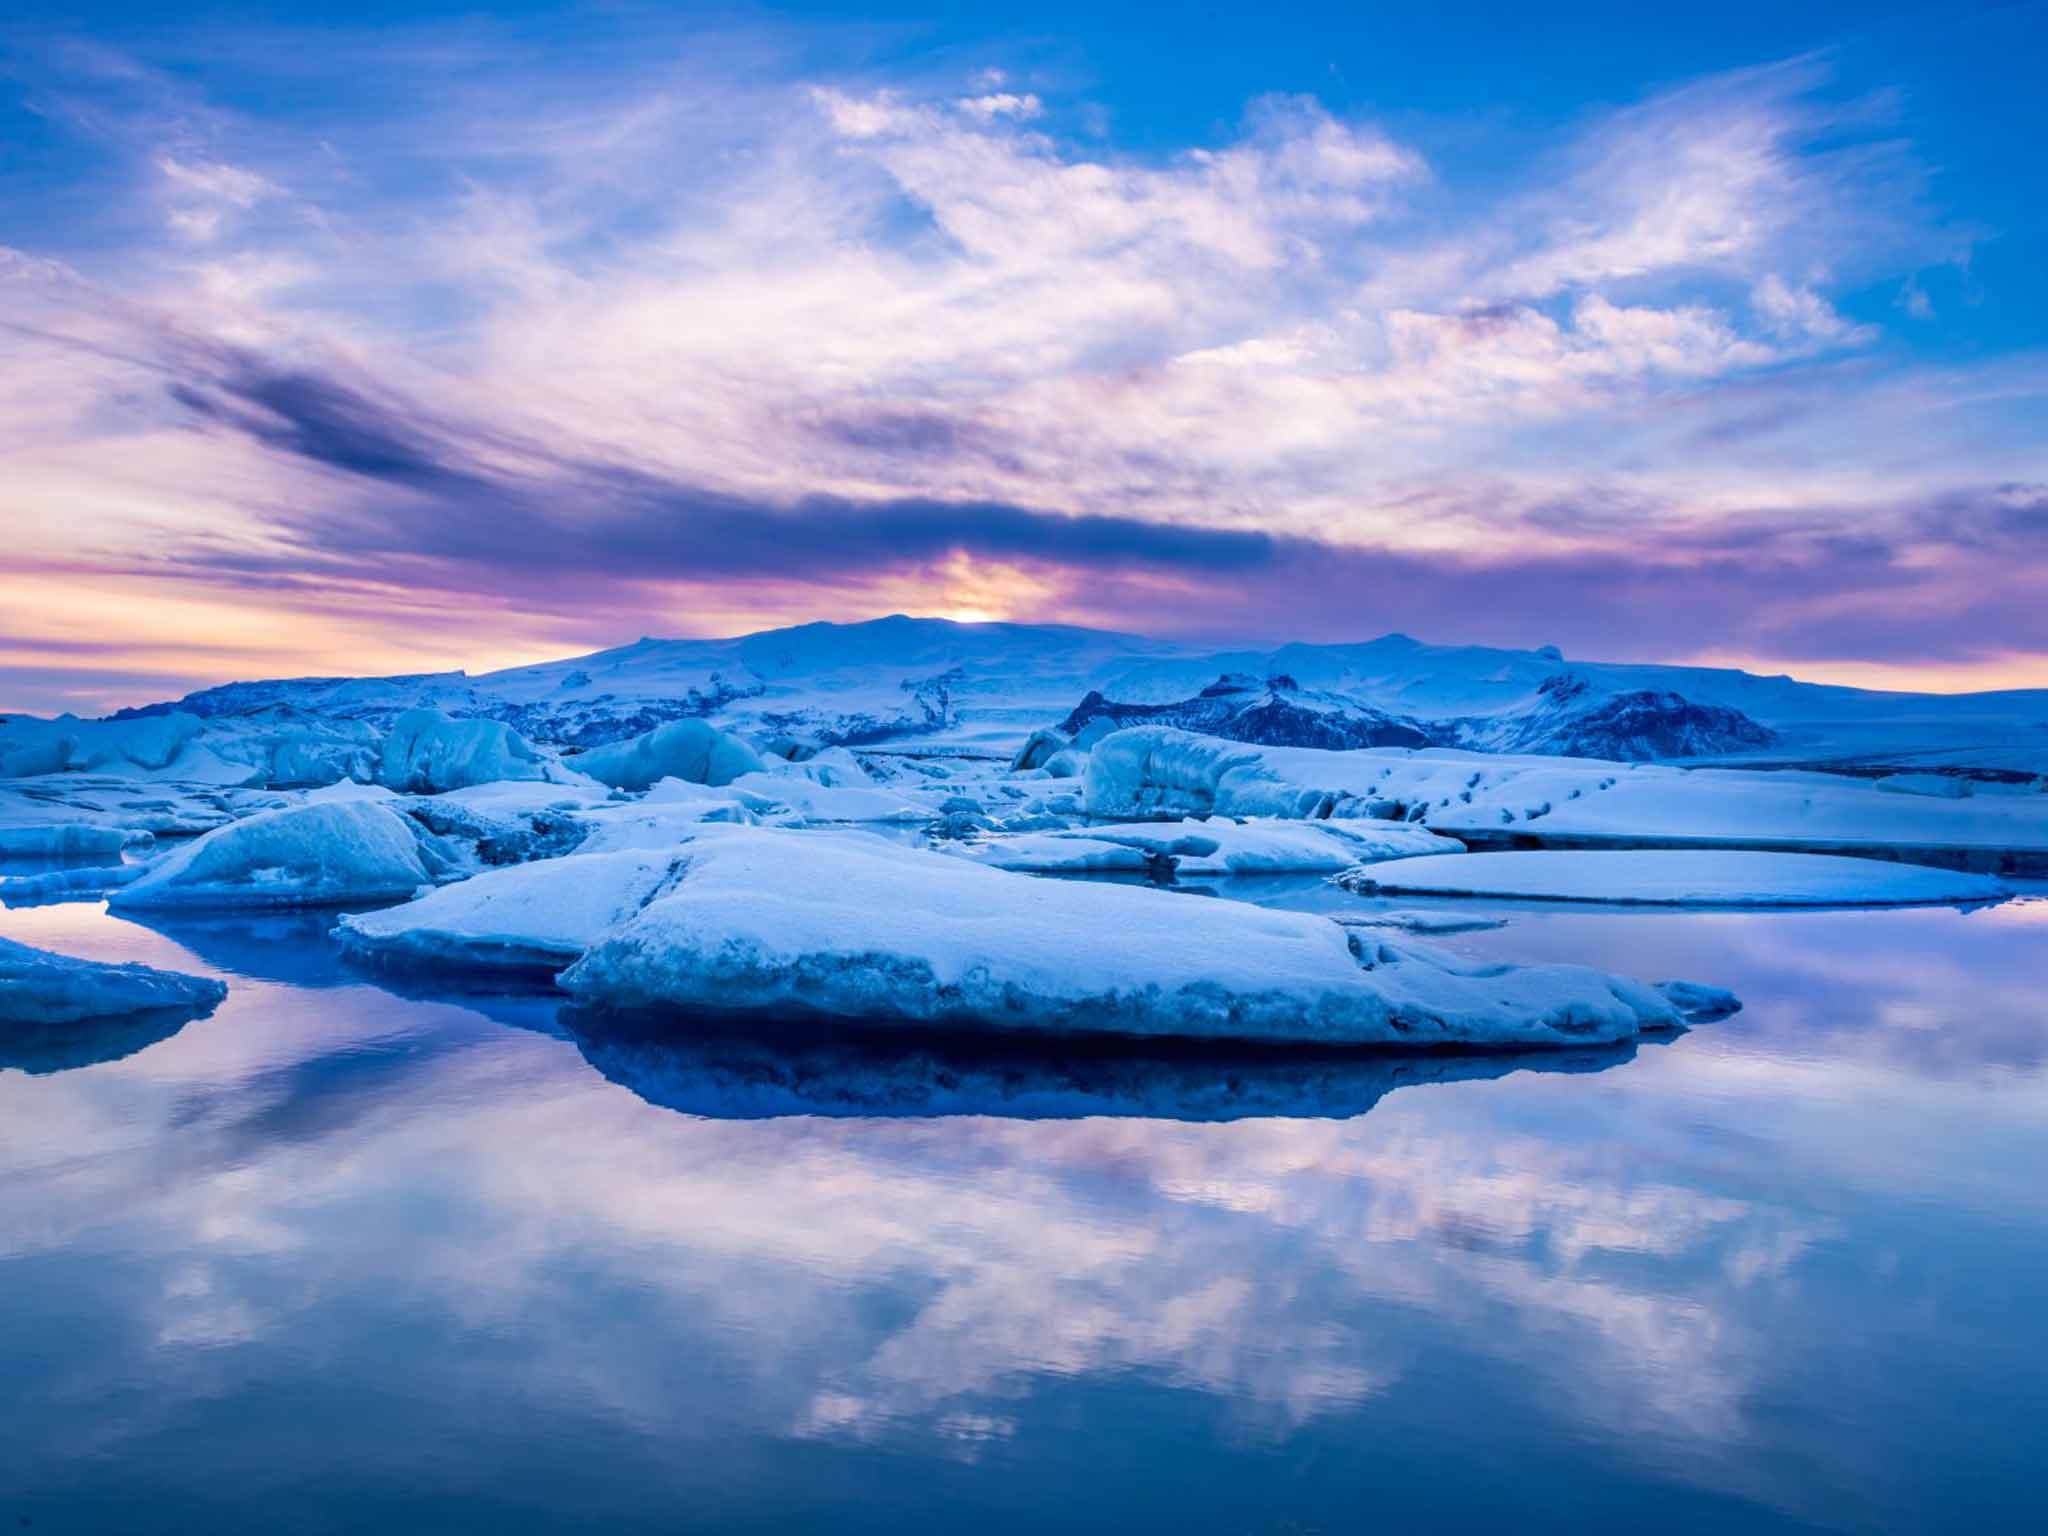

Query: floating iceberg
[[377, 708, 552, 794], [0, 824, 142, 858], [559, 828, 1731, 1047], [946, 834, 1164, 876], [0, 935, 227, 1028], [570, 794, 756, 853], [0, 775, 264, 858], [1083, 727, 2048, 873], [394, 780, 607, 867], [336, 847, 691, 973], [571, 718, 764, 791], [109, 801, 436, 911], [722, 772, 926, 824], [951, 817, 1456, 877], [1336, 849, 2011, 907], [1, 862, 147, 907]]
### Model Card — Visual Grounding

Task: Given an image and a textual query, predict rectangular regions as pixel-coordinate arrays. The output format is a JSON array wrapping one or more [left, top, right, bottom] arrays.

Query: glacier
[[96, 616, 2048, 776], [557, 828, 1732, 1048]]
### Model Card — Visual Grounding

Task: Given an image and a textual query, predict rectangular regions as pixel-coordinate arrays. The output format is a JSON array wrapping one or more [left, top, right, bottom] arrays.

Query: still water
[[2, 886, 2044, 1533]]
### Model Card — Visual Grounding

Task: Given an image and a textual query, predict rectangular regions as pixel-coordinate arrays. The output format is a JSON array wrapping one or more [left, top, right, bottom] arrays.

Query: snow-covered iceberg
[[376, 708, 553, 794], [0, 824, 141, 859], [950, 816, 1456, 877], [571, 718, 764, 791], [1336, 849, 2011, 907], [1083, 727, 2048, 873], [559, 828, 1732, 1047], [0, 935, 227, 1028], [336, 846, 691, 973], [109, 801, 437, 911], [722, 771, 926, 824], [1, 862, 147, 907]]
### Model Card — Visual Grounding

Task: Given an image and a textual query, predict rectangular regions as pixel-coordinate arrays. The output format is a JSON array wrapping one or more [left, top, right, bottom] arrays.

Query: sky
[[2, 1, 2045, 715]]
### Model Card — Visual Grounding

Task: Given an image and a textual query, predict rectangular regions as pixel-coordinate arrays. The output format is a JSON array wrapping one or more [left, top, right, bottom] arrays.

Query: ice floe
[[0, 935, 227, 1028], [109, 802, 439, 911], [336, 846, 691, 973], [1083, 727, 2048, 873], [558, 828, 1731, 1047], [722, 772, 926, 824], [1, 862, 147, 907], [952, 816, 1457, 877], [1335, 849, 2011, 907]]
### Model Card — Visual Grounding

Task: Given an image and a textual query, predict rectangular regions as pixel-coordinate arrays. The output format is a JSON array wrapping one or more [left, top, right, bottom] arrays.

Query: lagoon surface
[[3, 889, 2045, 1533]]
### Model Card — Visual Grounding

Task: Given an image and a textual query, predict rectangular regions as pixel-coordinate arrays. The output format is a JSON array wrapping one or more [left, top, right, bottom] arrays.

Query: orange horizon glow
[[9, 559, 2048, 720]]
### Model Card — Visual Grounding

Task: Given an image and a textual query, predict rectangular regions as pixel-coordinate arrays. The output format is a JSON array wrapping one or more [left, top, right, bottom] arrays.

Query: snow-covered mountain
[[1059, 670, 1781, 762], [99, 615, 2048, 776]]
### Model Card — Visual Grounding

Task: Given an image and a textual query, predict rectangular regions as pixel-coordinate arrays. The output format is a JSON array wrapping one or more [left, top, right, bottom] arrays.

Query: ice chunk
[[1059, 818, 1457, 876], [0, 935, 226, 1027], [560, 828, 1725, 1047], [2, 861, 147, 907], [336, 847, 691, 973], [1336, 849, 2010, 907], [571, 795, 756, 853], [1330, 910, 1509, 935], [721, 772, 926, 824], [377, 708, 551, 793], [572, 719, 764, 791], [1083, 727, 2048, 872], [0, 712, 207, 779], [394, 781, 606, 867], [946, 834, 1164, 875], [0, 824, 142, 858], [771, 746, 874, 787], [1010, 728, 1069, 773], [110, 802, 434, 910]]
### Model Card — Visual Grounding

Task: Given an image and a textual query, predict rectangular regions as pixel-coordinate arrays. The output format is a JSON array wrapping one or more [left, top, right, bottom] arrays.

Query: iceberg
[[377, 708, 552, 793], [109, 801, 436, 911], [722, 771, 927, 824], [1335, 849, 2010, 907], [0, 935, 227, 1028], [946, 833, 1165, 875], [0, 824, 142, 858], [1083, 727, 2048, 874], [571, 718, 764, 791], [951, 817, 1456, 877], [559, 828, 1732, 1048], [1, 862, 147, 907], [336, 846, 692, 974]]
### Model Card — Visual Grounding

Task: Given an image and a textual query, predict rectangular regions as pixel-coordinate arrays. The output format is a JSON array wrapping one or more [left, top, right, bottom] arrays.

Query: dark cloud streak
[[159, 347, 2048, 669]]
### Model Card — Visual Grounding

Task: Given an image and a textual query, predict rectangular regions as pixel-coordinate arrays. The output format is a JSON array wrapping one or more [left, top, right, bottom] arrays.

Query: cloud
[[0, 22, 2041, 708]]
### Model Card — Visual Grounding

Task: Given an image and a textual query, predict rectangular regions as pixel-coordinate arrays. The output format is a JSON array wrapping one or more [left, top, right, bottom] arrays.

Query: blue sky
[[2, 1, 2044, 712]]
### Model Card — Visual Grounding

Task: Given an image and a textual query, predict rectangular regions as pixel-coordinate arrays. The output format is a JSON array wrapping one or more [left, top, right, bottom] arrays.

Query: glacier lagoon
[[2, 884, 2044, 1533]]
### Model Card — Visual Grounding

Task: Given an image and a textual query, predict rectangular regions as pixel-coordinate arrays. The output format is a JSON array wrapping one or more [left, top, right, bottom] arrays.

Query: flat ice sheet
[[1337, 849, 2010, 906]]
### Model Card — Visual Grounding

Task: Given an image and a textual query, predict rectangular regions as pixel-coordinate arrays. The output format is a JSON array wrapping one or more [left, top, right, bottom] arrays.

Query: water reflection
[[0, 900, 2043, 1532], [566, 1011, 1651, 1120], [0, 1003, 205, 1075]]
